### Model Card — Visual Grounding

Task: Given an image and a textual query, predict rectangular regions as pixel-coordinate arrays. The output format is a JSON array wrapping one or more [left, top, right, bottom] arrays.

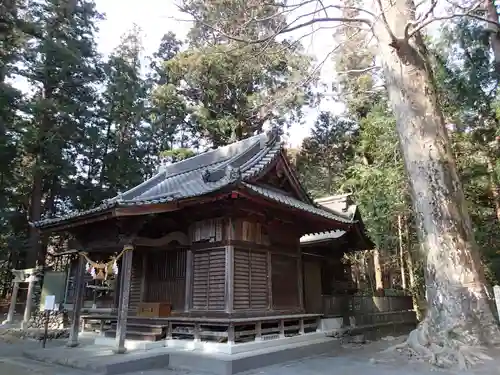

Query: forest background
[[1, 0, 499, 302]]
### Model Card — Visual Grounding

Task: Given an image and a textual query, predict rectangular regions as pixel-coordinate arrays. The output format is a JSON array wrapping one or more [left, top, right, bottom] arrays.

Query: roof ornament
[[266, 125, 281, 145], [202, 169, 211, 183], [226, 165, 242, 182]]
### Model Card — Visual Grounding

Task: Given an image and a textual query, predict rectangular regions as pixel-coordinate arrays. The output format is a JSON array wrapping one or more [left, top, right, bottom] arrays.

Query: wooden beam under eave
[[113, 203, 180, 217], [37, 211, 115, 233]]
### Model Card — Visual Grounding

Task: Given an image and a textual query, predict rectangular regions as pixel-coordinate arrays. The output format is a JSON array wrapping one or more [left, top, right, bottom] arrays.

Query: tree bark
[[485, 0, 500, 74], [27, 167, 42, 268], [373, 0, 500, 366]]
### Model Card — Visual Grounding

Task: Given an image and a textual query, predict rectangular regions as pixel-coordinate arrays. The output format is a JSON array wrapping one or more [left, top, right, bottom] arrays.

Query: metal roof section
[[300, 230, 346, 244], [299, 193, 374, 250], [315, 193, 357, 220], [299, 193, 356, 244], [240, 183, 354, 224], [32, 131, 282, 229]]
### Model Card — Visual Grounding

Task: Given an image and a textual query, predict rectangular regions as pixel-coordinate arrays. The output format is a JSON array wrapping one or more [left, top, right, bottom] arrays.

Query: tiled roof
[[32, 132, 283, 229], [241, 183, 353, 224], [32, 130, 355, 230]]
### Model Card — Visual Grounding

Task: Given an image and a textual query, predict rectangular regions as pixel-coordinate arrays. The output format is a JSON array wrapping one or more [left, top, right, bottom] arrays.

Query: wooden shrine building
[[31, 129, 373, 353]]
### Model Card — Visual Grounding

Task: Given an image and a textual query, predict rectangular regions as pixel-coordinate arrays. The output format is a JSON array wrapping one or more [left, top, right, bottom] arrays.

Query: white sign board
[[44, 295, 56, 311], [494, 286, 500, 316]]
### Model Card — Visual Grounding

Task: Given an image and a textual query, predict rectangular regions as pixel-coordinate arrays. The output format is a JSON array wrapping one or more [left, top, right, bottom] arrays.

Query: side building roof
[[300, 194, 374, 250]]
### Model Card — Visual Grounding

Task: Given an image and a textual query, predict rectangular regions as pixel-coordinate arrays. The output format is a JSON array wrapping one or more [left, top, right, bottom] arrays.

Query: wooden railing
[[164, 314, 322, 343]]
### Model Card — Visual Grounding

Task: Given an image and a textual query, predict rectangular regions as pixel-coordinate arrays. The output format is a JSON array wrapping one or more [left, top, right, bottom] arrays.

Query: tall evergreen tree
[[170, 0, 315, 146], [18, 0, 103, 266], [99, 25, 150, 196], [297, 113, 358, 197]]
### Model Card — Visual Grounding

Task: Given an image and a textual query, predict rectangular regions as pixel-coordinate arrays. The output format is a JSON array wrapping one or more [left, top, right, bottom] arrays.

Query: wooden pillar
[[225, 245, 234, 313], [227, 323, 235, 345], [267, 250, 272, 310], [67, 254, 85, 347], [184, 248, 193, 312], [114, 244, 134, 354], [297, 251, 304, 311], [2, 281, 20, 325]]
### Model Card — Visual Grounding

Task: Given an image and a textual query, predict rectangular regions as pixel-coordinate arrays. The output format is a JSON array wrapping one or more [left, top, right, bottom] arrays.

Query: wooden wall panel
[[233, 249, 250, 310], [129, 251, 143, 314], [190, 219, 224, 243], [192, 248, 225, 310], [271, 253, 299, 309], [144, 248, 186, 311], [233, 248, 269, 311]]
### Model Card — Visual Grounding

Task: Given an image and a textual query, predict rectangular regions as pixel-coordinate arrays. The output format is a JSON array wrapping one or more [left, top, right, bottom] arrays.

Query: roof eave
[[32, 208, 116, 232]]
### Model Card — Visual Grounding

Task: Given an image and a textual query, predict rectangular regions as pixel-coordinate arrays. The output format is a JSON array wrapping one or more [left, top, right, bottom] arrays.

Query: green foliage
[[296, 112, 358, 197], [160, 148, 196, 162], [158, 0, 315, 147]]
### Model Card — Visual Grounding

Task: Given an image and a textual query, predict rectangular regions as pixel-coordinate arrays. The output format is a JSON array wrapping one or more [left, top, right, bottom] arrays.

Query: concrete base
[[168, 336, 339, 375], [166, 331, 328, 355], [94, 337, 165, 351], [23, 346, 170, 375], [320, 318, 343, 331], [23, 335, 340, 375]]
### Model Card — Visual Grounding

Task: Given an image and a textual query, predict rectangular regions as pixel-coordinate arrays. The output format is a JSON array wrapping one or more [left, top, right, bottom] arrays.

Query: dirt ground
[[1, 333, 500, 375]]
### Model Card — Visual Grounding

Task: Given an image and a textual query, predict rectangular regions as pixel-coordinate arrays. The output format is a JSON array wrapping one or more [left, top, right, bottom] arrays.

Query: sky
[[94, 0, 346, 147]]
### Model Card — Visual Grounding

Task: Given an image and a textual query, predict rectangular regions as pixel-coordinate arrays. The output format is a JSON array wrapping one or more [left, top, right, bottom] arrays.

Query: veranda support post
[[67, 254, 85, 347], [114, 244, 134, 354]]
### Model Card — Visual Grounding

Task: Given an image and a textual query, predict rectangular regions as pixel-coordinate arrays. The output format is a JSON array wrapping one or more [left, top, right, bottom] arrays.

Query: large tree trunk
[[485, 0, 500, 74], [373, 0, 500, 367]]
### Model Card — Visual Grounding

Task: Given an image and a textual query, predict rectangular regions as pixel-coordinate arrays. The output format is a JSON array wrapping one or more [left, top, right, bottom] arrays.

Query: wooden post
[[67, 254, 85, 347], [2, 281, 20, 325], [297, 252, 304, 311], [184, 248, 193, 312], [114, 244, 134, 354], [167, 322, 173, 339], [279, 319, 285, 338], [194, 323, 201, 342], [299, 318, 305, 335], [227, 323, 235, 345], [225, 245, 234, 313], [255, 321, 262, 341], [267, 250, 272, 310]]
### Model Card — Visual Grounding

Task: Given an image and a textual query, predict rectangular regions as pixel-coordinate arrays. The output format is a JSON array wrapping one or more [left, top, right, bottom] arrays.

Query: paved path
[[0, 335, 499, 375]]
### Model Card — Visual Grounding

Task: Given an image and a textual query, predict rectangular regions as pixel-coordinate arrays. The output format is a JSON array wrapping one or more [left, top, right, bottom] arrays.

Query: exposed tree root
[[382, 320, 493, 370]]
